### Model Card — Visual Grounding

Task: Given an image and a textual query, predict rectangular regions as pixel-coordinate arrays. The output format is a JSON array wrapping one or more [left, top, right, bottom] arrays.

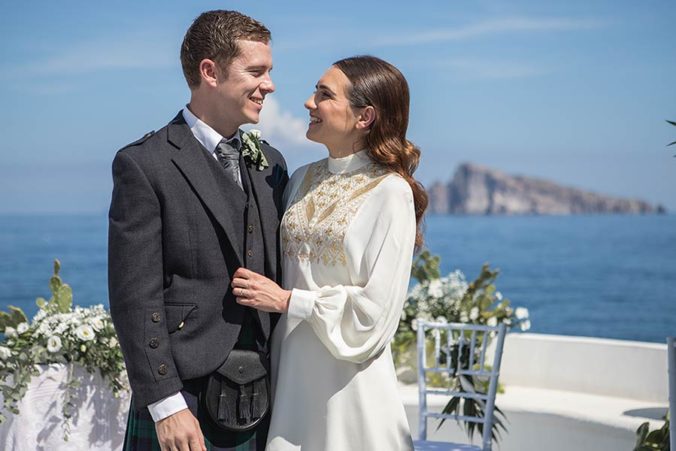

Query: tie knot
[[216, 138, 240, 160]]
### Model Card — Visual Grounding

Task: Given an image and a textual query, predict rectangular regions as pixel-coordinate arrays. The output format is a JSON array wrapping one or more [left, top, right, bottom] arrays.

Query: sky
[[0, 0, 675, 213]]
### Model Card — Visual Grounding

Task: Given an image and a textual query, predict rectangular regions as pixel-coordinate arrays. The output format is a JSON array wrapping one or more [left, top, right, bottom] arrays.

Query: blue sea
[[0, 213, 674, 343]]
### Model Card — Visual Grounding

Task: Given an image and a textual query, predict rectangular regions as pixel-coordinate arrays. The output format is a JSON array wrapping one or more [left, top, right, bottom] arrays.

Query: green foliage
[[0, 260, 127, 441], [0, 307, 28, 333], [411, 249, 441, 283], [634, 411, 670, 451], [45, 259, 73, 314], [397, 250, 530, 446]]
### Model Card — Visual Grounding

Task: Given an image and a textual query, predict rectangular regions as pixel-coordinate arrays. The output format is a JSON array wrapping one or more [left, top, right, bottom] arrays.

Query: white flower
[[47, 336, 62, 353], [519, 320, 531, 332], [469, 307, 479, 321], [0, 346, 12, 360], [435, 316, 447, 324], [109, 337, 118, 348], [4, 327, 17, 338], [411, 319, 419, 331], [248, 129, 261, 139], [495, 291, 503, 301], [428, 279, 443, 298], [75, 325, 95, 341], [460, 312, 469, 323], [91, 318, 104, 332], [487, 317, 498, 327], [17, 322, 29, 334], [515, 307, 529, 320]]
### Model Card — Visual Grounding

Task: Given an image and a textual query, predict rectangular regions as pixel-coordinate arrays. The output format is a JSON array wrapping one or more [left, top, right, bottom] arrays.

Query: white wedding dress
[[266, 151, 415, 451]]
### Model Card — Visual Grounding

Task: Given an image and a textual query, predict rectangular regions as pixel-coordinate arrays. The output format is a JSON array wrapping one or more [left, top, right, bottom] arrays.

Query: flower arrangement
[[394, 250, 531, 444], [395, 251, 530, 358], [241, 129, 269, 171], [0, 260, 127, 439]]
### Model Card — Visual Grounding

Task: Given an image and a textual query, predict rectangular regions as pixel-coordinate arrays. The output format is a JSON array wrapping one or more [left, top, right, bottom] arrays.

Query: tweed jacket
[[108, 112, 288, 408]]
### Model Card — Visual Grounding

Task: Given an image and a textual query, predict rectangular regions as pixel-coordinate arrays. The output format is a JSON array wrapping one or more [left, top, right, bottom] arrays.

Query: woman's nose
[[304, 94, 315, 110]]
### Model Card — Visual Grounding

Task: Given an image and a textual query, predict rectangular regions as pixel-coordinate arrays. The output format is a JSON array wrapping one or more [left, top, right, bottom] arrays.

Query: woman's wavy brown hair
[[333, 55, 428, 249]]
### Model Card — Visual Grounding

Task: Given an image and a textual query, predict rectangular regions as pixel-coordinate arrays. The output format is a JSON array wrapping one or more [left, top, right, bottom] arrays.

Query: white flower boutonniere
[[241, 129, 269, 171]]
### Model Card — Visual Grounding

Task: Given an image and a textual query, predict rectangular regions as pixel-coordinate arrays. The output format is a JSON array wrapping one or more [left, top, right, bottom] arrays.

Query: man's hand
[[155, 408, 207, 451], [232, 267, 291, 313]]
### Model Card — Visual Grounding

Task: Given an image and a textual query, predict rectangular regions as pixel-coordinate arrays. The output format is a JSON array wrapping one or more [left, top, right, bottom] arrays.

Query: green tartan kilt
[[123, 386, 268, 451], [124, 313, 268, 451]]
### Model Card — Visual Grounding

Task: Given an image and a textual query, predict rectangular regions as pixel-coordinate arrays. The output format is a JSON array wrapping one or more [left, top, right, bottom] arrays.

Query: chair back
[[417, 321, 507, 451], [668, 336, 675, 451]]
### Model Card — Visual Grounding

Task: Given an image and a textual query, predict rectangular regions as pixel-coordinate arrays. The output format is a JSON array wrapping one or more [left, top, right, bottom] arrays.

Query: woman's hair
[[333, 55, 428, 249]]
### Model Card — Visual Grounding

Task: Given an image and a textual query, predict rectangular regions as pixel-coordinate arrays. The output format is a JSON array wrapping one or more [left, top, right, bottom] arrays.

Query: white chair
[[668, 337, 675, 451], [414, 321, 507, 451]]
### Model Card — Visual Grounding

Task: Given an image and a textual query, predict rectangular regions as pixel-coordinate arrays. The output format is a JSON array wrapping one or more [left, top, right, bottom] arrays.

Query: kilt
[[123, 312, 268, 451]]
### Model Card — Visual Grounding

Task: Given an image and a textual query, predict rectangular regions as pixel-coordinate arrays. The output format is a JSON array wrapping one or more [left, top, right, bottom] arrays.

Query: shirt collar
[[182, 106, 240, 153]]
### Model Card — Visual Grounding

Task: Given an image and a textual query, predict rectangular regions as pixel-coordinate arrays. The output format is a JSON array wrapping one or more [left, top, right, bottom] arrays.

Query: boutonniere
[[241, 129, 269, 171]]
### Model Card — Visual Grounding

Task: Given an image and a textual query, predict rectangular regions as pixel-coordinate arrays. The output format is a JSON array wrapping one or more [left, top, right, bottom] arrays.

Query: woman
[[232, 55, 428, 450]]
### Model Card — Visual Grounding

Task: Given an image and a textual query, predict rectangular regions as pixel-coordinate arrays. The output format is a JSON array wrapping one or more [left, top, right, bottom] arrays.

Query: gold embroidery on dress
[[281, 159, 390, 266]]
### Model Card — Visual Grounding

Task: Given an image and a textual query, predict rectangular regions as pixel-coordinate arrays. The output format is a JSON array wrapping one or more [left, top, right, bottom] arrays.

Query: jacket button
[[151, 312, 161, 323], [238, 366, 244, 374], [247, 250, 253, 257], [248, 224, 254, 233], [158, 363, 168, 375], [149, 337, 159, 349]]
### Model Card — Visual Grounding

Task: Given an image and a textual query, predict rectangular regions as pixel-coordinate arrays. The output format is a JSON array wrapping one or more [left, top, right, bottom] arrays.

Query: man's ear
[[198, 59, 219, 87], [356, 106, 376, 130]]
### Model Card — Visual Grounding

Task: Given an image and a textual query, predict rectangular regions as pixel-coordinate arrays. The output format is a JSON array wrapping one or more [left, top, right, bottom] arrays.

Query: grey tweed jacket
[[108, 112, 288, 408]]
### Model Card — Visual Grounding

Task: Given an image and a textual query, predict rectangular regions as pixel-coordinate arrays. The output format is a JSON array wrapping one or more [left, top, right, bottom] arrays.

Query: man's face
[[214, 40, 274, 133]]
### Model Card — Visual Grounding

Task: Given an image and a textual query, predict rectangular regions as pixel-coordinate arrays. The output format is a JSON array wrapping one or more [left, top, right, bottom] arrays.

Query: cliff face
[[429, 163, 659, 215]]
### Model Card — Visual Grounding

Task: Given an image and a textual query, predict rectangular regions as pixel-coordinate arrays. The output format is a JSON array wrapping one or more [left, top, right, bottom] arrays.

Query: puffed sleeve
[[287, 175, 416, 363]]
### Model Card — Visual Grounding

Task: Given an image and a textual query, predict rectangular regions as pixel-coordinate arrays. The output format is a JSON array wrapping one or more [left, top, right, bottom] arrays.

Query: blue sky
[[1, 0, 675, 213]]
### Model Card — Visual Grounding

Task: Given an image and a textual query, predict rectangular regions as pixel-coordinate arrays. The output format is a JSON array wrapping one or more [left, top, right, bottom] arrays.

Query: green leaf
[[35, 297, 47, 309], [9, 306, 28, 325], [55, 284, 73, 312]]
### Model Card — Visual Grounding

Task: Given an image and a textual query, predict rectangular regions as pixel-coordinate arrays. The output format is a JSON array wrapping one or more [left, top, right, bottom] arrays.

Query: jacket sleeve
[[286, 176, 416, 364], [108, 150, 183, 408]]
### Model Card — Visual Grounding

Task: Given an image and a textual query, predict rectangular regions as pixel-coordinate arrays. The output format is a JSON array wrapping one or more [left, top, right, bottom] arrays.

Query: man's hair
[[180, 10, 271, 88]]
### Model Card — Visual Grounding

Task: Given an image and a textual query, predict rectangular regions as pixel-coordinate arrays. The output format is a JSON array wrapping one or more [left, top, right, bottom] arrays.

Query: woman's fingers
[[231, 277, 249, 289], [233, 267, 254, 279]]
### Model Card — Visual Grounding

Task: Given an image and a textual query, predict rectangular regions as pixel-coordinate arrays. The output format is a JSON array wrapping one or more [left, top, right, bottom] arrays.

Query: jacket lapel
[[167, 113, 244, 266]]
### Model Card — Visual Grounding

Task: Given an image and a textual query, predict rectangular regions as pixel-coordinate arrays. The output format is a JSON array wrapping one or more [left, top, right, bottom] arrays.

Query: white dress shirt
[[147, 106, 240, 422]]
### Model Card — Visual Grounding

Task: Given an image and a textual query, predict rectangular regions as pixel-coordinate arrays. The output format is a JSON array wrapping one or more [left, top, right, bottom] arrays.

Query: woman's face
[[304, 66, 362, 155]]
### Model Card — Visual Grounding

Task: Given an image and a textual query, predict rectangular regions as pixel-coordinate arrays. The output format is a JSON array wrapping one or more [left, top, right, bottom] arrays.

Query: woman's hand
[[231, 268, 291, 313]]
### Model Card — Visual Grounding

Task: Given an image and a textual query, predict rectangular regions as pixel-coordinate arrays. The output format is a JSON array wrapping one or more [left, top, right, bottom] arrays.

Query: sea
[[0, 213, 674, 344]]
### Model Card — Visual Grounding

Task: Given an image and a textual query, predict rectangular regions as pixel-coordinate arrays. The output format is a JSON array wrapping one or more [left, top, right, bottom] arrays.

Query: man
[[108, 10, 287, 451]]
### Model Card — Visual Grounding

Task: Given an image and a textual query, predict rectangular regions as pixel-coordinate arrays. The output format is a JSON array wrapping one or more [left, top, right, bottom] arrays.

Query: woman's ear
[[356, 106, 376, 130], [198, 59, 219, 87]]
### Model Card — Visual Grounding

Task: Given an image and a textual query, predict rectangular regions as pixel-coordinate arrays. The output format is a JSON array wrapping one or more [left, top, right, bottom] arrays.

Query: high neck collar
[[327, 150, 371, 174]]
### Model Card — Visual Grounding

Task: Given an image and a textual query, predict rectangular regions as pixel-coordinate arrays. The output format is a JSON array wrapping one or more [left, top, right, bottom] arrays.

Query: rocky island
[[428, 163, 664, 215]]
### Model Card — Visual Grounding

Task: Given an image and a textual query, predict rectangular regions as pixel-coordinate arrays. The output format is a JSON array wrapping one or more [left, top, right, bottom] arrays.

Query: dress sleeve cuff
[[287, 288, 316, 321], [147, 392, 188, 422]]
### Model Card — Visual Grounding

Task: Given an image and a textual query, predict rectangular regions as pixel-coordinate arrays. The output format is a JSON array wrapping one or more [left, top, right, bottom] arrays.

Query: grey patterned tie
[[215, 137, 243, 190]]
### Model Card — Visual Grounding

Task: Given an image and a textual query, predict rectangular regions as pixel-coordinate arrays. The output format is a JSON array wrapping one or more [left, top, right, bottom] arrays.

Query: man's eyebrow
[[247, 64, 273, 71]]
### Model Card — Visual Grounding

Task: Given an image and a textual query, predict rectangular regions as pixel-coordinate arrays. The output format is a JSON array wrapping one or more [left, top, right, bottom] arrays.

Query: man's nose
[[261, 75, 275, 94]]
